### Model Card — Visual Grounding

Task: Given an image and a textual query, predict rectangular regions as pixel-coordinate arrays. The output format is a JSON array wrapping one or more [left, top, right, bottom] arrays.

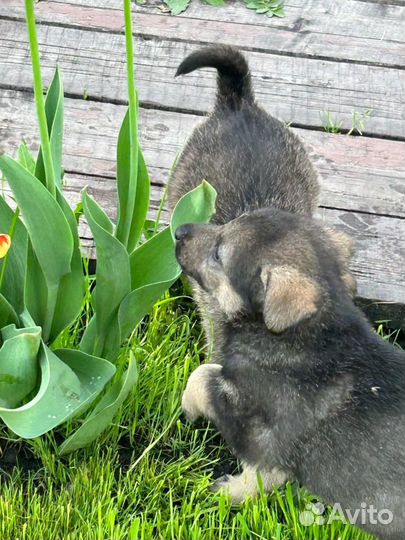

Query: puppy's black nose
[[175, 224, 193, 241]]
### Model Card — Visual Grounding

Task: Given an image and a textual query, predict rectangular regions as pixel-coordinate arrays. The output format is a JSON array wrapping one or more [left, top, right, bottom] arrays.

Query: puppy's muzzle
[[175, 223, 196, 261], [174, 223, 206, 287], [175, 223, 195, 242], [175, 223, 195, 270]]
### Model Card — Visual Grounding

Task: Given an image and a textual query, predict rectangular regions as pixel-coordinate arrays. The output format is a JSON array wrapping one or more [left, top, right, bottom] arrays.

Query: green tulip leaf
[[25, 243, 49, 332], [0, 343, 115, 439], [32, 66, 86, 341], [58, 351, 138, 455], [170, 180, 217, 239], [0, 197, 27, 315], [82, 191, 131, 357], [49, 192, 85, 342], [0, 156, 73, 287], [0, 156, 74, 340], [133, 148, 151, 244], [0, 293, 19, 329], [53, 348, 116, 417], [116, 109, 150, 253], [0, 324, 41, 408], [119, 280, 178, 342], [79, 315, 98, 355], [35, 67, 64, 188], [82, 192, 114, 235], [18, 143, 36, 174], [99, 317, 122, 363], [81, 314, 121, 370], [130, 227, 179, 290]]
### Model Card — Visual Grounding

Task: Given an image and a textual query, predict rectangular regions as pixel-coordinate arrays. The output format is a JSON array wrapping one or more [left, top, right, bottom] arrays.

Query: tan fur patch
[[182, 363, 222, 422], [342, 271, 357, 297], [326, 228, 355, 262], [191, 281, 216, 353], [212, 464, 290, 504], [325, 228, 357, 296], [261, 265, 320, 333]]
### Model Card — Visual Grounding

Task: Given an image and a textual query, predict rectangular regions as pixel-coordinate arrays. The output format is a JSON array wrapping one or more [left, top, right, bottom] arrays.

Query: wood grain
[[71, 180, 405, 305], [1, 18, 404, 138], [315, 207, 405, 305], [2, 0, 405, 67], [1, 89, 404, 218], [0, 89, 404, 304]]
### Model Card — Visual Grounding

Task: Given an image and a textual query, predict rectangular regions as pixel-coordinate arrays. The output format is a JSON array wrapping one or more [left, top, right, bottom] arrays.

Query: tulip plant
[[0, 0, 216, 453]]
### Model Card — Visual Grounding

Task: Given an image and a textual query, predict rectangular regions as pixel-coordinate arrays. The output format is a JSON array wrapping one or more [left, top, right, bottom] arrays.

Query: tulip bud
[[0, 234, 11, 258]]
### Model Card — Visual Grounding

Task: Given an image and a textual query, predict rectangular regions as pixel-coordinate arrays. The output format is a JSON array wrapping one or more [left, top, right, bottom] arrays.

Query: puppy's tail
[[175, 45, 254, 111]]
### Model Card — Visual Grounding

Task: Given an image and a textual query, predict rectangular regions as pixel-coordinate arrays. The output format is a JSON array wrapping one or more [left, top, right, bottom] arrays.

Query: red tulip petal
[[0, 234, 11, 258]]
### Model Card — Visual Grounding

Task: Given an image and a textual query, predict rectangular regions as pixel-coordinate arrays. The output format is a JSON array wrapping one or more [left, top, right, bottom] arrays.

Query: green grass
[[1, 288, 402, 539], [321, 109, 373, 135]]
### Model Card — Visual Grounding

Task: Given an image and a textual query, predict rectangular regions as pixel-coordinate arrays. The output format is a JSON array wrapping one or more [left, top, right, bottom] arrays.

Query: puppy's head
[[175, 207, 355, 333]]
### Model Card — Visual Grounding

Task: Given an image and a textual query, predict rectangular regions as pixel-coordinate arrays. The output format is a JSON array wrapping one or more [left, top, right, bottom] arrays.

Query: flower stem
[[25, 0, 56, 196], [122, 0, 139, 251]]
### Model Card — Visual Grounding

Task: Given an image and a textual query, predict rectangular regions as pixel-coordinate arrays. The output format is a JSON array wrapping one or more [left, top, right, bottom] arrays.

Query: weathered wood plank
[[1, 19, 404, 138], [1, 89, 404, 218], [302, 131, 405, 219], [2, 0, 405, 67], [73, 180, 405, 306], [315, 207, 405, 305], [0, 88, 404, 304]]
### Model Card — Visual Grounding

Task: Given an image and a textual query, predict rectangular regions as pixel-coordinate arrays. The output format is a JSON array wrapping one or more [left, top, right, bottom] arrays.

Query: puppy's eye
[[212, 244, 221, 263]]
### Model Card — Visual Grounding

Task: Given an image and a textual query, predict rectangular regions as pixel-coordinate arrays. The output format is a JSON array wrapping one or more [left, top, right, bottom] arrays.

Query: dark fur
[[168, 45, 320, 222], [176, 210, 405, 540], [169, 47, 405, 539]]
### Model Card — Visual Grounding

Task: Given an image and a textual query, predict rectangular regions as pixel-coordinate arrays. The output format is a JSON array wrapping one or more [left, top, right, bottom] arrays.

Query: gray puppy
[[168, 46, 319, 221], [169, 46, 354, 345], [169, 45, 355, 342], [176, 209, 405, 540], [168, 47, 405, 539]]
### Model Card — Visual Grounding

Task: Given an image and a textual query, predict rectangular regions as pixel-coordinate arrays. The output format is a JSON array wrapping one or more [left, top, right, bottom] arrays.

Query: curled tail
[[175, 45, 254, 111]]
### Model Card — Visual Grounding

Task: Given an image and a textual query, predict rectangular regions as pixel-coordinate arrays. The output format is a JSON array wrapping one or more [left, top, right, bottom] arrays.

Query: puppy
[[169, 47, 405, 539], [176, 209, 405, 540], [168, 45, 319, 221], [168, 46, 355, 346]]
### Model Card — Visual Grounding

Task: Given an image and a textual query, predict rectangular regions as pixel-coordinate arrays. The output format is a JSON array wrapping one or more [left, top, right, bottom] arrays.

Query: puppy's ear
[[325, 229, 357, 296], [261, 266, 320, 333]]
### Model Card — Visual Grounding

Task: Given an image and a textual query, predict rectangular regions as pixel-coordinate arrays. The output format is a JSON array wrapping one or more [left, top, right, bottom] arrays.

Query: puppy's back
[[168, 46, 319, 223]]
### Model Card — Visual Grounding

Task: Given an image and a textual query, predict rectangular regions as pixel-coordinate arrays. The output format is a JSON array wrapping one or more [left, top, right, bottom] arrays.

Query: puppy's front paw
[[211, 466, 288, 504], [211, 474, 231, 494], [211, 474, 248, 505], [181, 363, 222, 423], [181, 389, 200, 423]]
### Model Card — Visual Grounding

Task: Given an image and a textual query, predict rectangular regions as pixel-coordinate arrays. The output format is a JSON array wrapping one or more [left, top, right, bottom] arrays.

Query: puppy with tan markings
[[170, 46, 405, 540], [176, 210, 405, 540]]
